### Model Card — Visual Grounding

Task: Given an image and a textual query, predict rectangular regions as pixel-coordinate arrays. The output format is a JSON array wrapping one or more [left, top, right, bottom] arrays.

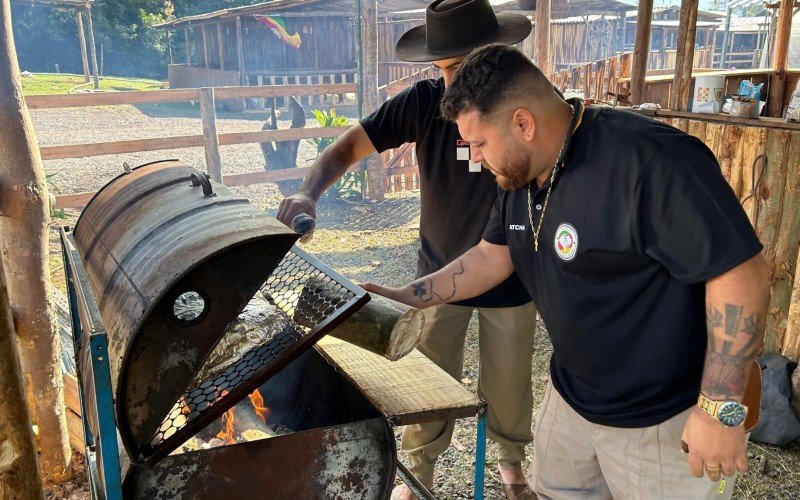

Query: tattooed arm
[[360, 239, 515, 308], [682, 253, 770, 480]]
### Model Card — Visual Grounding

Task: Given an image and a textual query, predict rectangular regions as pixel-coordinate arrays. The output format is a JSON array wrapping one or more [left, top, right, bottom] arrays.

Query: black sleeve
[[482, 189, 509, 246], [636, 135, 763, 284], [359, 82, 423, 153]]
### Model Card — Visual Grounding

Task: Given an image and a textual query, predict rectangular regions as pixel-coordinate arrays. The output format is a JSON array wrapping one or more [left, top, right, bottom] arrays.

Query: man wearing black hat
[[277, 1, 537, 498]]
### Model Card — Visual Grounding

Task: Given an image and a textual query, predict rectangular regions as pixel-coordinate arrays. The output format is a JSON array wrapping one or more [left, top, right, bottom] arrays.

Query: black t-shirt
[[361, 78, 530, 308], [483, 104, 763, 427]]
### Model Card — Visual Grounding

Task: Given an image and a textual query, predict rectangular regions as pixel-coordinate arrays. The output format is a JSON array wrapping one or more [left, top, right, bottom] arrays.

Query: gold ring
[[705, 465, 721, 480]]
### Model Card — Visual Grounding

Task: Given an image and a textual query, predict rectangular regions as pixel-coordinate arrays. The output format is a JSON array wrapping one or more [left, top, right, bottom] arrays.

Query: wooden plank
[[214, 83, 356, 99], [222, 164, 360, 187], [315, 337, 480, 425], [198, 87, 222, 182], [41, 126, 350, 160], [758, 129, 791, 353], [26, 88, 200, 109], [704, 122, 725, 175], [201, 24, 209, 68], [720, 125, 744, 194], [728, 125, 747, 199], [770, 132, 800, 355], [67, 410, 84, 454], [184, 26, 191, 66], [216, 22, 225, 70], [670, 0, 699, 111], [235, 16, 245, 85], [631, 0, 654, 104], [54, 192, 94, 210], [655, 109, 800, 132]]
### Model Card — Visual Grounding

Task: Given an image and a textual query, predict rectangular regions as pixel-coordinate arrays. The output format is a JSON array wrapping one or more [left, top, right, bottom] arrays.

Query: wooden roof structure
[[10, 0, 99, 88]]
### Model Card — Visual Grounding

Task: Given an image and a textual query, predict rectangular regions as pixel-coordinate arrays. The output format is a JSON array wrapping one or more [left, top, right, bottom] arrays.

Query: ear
[[511, 108, 536, 142]]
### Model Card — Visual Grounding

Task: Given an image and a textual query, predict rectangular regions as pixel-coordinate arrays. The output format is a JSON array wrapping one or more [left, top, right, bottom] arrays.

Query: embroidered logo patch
[[554, 223, 578, 261]]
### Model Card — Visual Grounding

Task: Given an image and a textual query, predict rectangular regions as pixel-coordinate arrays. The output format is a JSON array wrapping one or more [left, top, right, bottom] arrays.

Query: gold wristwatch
[[697, 393, 748, 427]]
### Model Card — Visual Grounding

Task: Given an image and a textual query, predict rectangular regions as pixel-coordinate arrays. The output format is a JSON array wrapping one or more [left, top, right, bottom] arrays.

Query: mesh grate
[[142, 247, 367, 463]]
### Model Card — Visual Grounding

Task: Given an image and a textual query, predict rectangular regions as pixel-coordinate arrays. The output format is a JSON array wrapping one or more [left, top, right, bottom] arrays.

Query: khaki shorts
[[529, 381, 738, 499]]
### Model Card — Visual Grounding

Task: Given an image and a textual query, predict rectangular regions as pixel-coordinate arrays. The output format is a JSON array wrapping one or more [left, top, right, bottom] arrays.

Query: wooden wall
[[656, 114, 800, 360]]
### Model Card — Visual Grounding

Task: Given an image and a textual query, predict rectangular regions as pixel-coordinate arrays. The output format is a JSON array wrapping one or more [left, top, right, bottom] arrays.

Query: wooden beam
[[198, 87, 222, 181], [535, 0, 552, 76], [235, 16, 245, 85], [25, 88, 200, 108], [84, 6, 99, 89], [670, 0, 699, 111], [75, 10, 89, 83], [166, 28, 173, 64], [184, 26, 191, 65], [216, 22, 225, 70], [768, 0, 794, 117], [40, 126, 350, 160], [631, 0, 654, 104]]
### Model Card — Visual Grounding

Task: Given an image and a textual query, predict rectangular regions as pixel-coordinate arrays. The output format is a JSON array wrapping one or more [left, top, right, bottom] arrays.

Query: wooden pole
[[669, 0, 699, 111], [768, 0, 794, 117], [358, 0, 384, 200], [630, 0, 654, 104], [198, 87, 222, 182], [75, 9, 89, 83], [216, 22, 225, 71], [184, 26, 191, 66], [201, 24, 209, 69], [0, 255, 45, 499], [720, 7, 732, 69], [620, 9, 627, 52], [534, 0, 552, 76], [84, 7, 99, 89], [0, 0, 71, 485], [236, 17, 245, 85]]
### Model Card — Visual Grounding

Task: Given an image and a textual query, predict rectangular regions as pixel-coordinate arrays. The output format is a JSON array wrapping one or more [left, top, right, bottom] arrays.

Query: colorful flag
[[254, 15, 302, 49]]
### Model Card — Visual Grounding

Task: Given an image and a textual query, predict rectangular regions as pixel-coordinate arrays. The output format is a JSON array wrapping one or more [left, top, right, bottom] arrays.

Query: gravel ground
[[38, 105, 799, 499]]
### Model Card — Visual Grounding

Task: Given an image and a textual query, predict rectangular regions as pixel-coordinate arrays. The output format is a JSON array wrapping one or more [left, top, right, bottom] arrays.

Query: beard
[[484, 140, 531, 190]]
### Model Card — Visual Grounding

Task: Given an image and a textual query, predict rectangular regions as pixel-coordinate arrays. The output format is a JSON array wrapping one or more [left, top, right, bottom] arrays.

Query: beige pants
[[402, 302, 538, 485], [530, 381, 738, 499]]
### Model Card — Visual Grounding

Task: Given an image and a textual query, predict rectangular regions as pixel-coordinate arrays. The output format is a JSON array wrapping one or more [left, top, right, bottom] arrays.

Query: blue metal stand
[[61, 228, 123, 500], [474, 405, 487, 500]]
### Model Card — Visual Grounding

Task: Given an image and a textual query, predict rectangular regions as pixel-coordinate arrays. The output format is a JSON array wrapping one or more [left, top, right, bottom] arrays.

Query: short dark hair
[[440, 43, 553, 122]]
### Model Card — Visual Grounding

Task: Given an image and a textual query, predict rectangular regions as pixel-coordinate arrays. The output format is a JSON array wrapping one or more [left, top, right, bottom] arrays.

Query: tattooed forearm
[[411, 279, 434, 303], [431, 259, 464, 302], [702, 303, 763, 400]]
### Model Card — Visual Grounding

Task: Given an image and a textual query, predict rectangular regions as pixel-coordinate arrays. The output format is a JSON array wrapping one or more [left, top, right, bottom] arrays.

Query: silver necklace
[[527, 106, 574, 252]]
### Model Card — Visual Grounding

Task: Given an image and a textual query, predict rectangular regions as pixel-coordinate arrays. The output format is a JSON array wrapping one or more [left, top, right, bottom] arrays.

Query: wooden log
[[703, 122, 726, 175], [75, 10, 89, 83], [0, 253, 44, 497], [199, 87, 222, 182], [727, 125, 747, 199], [757, 129, 791, 353], [670, 0, 699, 111], [631, 0, 654, 104], [535, 0, 552, 76], [738, 126, 768, 225], [768, 0, 794, 117], [686, 119, 706, 142], [770, 132, 800, 356], [719, 125, 744, 193], [295, 281, 424, 361]]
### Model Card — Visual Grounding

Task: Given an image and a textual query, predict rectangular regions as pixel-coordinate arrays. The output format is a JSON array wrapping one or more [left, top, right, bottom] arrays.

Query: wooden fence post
[[535, 0, 552, 76], [670, 0, 698, 111], [0, 255, 45, 499], [768, 0, 794, 117], [75, 10, 89, 83], [198, 87, 223, 182], [358, 0, 384, 201], [631, 0, 654, 104], [84, 6, 99, 89]]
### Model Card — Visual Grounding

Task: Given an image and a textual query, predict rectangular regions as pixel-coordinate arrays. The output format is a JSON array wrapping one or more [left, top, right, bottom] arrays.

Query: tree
[[0, 0, 71, 486]]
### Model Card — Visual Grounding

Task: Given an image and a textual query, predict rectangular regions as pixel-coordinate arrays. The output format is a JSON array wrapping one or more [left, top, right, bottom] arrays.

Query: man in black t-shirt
[[363, 44, 770, 497], [277, 2, 538, 499]]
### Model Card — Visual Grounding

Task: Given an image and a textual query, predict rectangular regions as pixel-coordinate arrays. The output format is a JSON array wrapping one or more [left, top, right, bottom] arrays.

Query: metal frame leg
[[474, 406, 487, 500]]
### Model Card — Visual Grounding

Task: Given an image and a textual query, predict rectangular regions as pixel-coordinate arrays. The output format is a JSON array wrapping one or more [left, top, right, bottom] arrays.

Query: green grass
[[21, 73, 164, 96]]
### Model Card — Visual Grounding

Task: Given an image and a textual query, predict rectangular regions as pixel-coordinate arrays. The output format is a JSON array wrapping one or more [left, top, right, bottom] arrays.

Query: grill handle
[[291, 213, 316, 243], [190, 171, 215, 197]]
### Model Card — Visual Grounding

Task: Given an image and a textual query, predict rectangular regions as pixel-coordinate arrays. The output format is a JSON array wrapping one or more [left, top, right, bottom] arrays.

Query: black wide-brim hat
[[395, 0, 532, 62]]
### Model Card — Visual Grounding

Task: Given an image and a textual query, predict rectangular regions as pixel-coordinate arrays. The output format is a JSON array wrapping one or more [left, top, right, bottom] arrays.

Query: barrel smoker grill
[[62, 160, 397, 499]]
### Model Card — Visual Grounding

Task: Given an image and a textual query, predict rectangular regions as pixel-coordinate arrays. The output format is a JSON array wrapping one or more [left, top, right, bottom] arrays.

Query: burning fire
[[215, 389, 270, 445], [249, 389, 271, 424]]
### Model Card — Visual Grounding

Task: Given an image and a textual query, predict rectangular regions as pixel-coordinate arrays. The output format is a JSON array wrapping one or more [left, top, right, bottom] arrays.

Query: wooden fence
[[653, 110, 800, 360], [26, 83, 358, 209]]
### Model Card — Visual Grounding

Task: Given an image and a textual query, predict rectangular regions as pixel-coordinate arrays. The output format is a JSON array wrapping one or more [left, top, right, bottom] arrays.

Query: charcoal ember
[[190, 294, 295, 387]]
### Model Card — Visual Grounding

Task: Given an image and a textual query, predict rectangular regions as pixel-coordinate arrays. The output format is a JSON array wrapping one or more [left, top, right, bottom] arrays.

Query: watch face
[[718, 401, 746, 427]]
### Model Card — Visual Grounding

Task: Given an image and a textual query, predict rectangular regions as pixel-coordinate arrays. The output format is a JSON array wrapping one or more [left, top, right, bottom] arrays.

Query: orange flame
[[249, 389, 271, 424], [216, 408, 237, 444]]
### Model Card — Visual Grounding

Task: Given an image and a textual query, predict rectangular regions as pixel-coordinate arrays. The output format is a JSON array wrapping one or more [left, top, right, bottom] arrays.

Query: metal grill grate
[[142, 247, 369, 464]]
